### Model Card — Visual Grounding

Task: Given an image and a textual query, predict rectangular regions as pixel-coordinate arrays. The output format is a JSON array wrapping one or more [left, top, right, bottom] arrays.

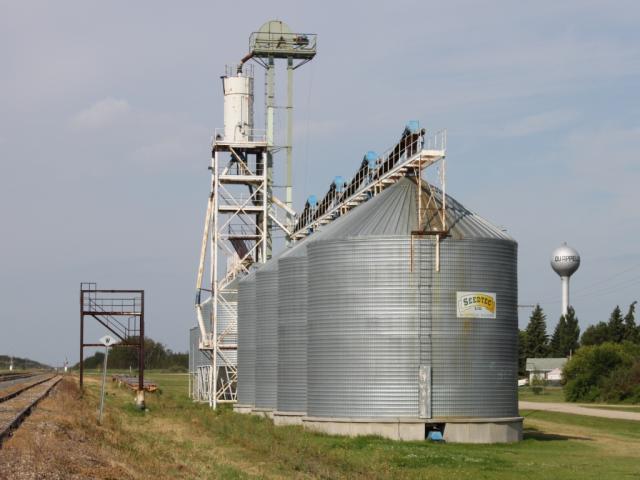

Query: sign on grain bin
[[456, 292, 496, 319]]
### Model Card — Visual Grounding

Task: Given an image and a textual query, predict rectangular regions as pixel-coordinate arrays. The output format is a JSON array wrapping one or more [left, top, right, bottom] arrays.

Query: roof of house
[[525, 357, 568, 372]]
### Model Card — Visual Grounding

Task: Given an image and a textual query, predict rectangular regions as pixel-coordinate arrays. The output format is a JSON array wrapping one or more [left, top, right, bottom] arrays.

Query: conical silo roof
[[314, 177, 512, 241]]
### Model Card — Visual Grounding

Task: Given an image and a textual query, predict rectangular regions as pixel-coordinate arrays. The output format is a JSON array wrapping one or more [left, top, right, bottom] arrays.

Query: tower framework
[[194, 21, 316, 408]]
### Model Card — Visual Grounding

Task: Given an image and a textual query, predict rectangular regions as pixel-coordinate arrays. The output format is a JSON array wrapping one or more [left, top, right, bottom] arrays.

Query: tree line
[[518, 301, 639, 376], [74, 337, 188, 371]]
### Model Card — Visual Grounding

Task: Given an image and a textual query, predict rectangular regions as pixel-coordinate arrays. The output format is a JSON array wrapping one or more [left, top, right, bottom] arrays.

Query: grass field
[[518, 386, 565, 402], [64, 372, 640, 479]]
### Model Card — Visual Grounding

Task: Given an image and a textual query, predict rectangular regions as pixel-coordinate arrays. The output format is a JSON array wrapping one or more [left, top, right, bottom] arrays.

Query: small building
[[526, 358, 567, 384]]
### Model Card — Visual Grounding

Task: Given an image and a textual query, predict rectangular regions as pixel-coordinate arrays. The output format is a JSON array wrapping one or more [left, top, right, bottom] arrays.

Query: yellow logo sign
[[456, 292, 496, 318]]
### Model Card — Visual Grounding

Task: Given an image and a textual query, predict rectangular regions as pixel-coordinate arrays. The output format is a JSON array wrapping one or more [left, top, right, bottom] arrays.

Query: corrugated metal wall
[[277, 254, 308, 413], [423, 238, 519, 418], [201, 292, 238, 366], [234, 178, 518, 420], [307, 237, 420, 418], [255, 265, 279, 410], [237, 273, 257, 406], [189, 326, 209, 370]]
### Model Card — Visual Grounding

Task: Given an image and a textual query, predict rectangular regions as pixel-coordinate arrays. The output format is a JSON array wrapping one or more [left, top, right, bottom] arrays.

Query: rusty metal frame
[[79, 283, 145, 392]]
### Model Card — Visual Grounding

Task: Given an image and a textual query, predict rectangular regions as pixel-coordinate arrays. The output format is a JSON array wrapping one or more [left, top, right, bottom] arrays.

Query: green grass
[[518, 386, 566, 402], [521, 409, 640, 440], [75, 372, 640, 479]]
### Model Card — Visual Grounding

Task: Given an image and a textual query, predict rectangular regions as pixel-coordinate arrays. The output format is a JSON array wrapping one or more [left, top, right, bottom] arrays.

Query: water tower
[[550, 243, 581, 316]]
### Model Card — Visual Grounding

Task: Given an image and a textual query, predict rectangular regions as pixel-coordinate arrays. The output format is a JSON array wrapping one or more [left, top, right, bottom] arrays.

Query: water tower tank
[[550, 243, 580, 277], [550, 243, 580, 316]]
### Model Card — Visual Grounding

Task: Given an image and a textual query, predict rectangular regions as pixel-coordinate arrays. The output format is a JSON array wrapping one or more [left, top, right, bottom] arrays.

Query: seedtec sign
[[456, 292, 496, 319]]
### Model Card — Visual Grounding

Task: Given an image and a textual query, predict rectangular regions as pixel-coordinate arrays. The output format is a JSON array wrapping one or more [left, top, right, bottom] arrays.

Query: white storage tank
[[222, 67, 254, 142]]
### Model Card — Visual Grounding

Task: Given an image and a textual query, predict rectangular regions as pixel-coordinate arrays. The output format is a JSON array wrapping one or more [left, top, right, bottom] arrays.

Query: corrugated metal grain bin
[[276, 248, 308, 418], [275, 212, 355, 421], [304, 177, 520, 442], [254, 258, 280, 412], [426, 239, 518, 418], [236, 270, 257, 409], [200, 286, 238, 367], [306, 180, 420, 418]]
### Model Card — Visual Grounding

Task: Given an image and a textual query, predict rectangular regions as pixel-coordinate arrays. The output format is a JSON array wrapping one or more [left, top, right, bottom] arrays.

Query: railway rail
[[0, 372, 35, 389], [0, 375, 61, 446]]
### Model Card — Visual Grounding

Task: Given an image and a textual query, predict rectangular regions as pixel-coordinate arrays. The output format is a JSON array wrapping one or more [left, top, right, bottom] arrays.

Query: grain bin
[[235, 269, 257, 413], [253, 257, 280, 416], [303, 177, 521, 443], [274, 245, 308, 424], [200, 284, 238, 369], [274, 216, 347, 425], [189, 326, 211, 402]]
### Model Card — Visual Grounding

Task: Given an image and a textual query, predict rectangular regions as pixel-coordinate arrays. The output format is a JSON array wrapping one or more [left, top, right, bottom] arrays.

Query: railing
[[212, 128, 267, 145], [423, 129, 447, 151], [249, 32, 317, 55], [291, 129, 447, 239]]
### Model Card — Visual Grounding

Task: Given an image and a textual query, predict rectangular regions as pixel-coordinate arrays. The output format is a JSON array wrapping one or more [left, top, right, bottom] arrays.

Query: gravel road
[[520, 401, 640, 421]]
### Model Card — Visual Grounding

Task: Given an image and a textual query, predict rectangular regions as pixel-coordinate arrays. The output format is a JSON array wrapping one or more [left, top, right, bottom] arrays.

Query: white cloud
[[70, 97, 131, 130], [500, 110, 578, 137]]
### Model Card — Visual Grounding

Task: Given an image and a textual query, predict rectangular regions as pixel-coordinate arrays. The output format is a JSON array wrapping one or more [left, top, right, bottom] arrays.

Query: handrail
[[291, 128, 446, 240]]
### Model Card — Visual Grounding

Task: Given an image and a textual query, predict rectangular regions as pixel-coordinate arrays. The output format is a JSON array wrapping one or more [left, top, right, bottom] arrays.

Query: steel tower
[[194, 21, 316, 408]]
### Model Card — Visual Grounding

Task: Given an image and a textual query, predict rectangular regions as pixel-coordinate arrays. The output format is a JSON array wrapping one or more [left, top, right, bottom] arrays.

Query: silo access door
[[419, 365, 432, 418]]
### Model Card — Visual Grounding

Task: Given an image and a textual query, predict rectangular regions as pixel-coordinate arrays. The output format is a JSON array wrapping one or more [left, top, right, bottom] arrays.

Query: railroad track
[[0, 375, 61, 446], [0, 373, 36, 391]]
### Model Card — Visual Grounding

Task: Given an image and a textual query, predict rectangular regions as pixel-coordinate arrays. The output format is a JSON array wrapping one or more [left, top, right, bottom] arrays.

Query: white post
[[561, 276, 570, 316], [98, 346, 109, 424]]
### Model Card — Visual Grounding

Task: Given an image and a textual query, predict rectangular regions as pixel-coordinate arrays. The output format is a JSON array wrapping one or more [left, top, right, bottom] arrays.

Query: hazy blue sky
[[1, 1, 639, 365]]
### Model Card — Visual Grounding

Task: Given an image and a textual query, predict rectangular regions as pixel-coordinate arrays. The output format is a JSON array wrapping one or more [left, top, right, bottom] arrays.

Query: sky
[[1, 1, 639, 365]]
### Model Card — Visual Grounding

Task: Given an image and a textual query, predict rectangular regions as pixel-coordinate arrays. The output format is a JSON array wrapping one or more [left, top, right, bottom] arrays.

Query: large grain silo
[[237, 210, 352, 422], [253, 258, 280, 416], [200, 285, 238, 367], [273, 215, 349, 425], [190, 282, 239, 403], [235, 270, 257, 413], [189, 326, 211, 402], [302, 177, 521, 443], [274, 245, 308, 424]]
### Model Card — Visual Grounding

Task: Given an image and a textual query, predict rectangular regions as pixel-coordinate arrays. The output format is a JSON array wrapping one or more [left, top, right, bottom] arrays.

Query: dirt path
[[520, 401, 640, 421]]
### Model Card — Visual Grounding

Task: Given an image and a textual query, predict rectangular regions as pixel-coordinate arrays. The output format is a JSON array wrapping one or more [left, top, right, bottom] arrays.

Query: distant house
[[525, 358, 567, 384]]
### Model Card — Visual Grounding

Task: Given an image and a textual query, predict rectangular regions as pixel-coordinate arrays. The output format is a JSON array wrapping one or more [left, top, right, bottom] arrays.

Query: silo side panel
[[237, 278, 257, 406], [277, 256, 308, 413], [255, 270, 279, 409], [424, 238, 518, 418], [307, 237, 419, 418]]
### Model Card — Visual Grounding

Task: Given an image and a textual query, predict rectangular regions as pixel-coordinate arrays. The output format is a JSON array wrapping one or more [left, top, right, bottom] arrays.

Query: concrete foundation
[[273, 411, 305, 426], [440, 417, 523, 444], [233, 404, 254, 414], [303, 417, 426, 441], [251, 407, 274, 419], [135, 390, 145, 409], [301, 416, 523, 443]]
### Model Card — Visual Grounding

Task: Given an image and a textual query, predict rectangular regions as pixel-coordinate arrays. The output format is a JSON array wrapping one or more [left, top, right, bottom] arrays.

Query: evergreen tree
[[564, 307, 581, 354], [525, 305, 549, 358], [623, 301, 638, 343], [607, 306, 625, 343], [581, 322, 610, 346], [518, 330, 528, 377], [549, 315, 566, 356], [550, 307, 580, 357]]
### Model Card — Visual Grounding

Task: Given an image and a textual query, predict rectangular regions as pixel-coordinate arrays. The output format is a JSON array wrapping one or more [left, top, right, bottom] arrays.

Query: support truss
[[195, 132, 291, 408], [291, 129, 447, 240]]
